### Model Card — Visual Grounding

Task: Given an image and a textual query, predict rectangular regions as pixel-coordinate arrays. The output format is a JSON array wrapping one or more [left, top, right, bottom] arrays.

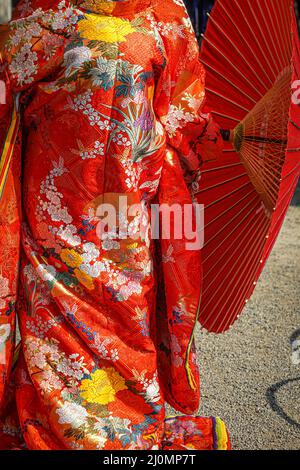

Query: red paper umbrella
[[197, 0, 300, 333]]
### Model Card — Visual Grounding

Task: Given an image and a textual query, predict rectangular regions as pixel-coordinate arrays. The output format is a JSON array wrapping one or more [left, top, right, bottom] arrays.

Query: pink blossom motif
[[9, 43, 38, 85], [119, 281, 142, 301], [133, 90, 146, 105], [169, 419, 202, 439], [170, 333, 183, 367], [0, 80, 6, 105], [14, 0, 33, 19], [42, 33, 65, 59], [40, 369, 64, 393], [121, 96, 132, 108], [0, 275, 10, 310]]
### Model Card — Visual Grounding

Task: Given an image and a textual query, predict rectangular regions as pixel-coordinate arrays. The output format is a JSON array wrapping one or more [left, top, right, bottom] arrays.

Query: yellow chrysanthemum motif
[[74, 268, 94, 291], [77, 14, 136, 43], [80, 368, 127, 405], [60, 249, 83, 268]]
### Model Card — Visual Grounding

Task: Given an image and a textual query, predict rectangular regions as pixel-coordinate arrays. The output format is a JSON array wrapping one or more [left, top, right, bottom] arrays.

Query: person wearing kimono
[[0, 0, 229, 450]]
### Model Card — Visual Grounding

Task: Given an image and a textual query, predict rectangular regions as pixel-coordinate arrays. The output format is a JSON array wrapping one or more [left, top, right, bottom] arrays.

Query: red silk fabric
[[0, 0, 226, 449]]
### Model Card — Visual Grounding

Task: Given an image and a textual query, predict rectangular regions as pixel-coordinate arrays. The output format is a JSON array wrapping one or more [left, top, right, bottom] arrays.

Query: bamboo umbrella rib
[[244, 137, 287, 146], [202, 215, 268, 329], [202, 188, 256, 234], [197, 172, 248, 193], [242, 142, 286, 164], [208, 216, 269, 331], [244, 149, 285, 173], [206, 12, 272, 88], [242, 143, 285, 178], [231, 0, 277, 83], [201, 34, 264, 96], [200, 60, 259, 102], [206, 88, 251, 113], [212, 219, 269, 332], [232, 154, 281, 202], [203, 196, 262, 282], [265, 0, 288, 68], [244, 139, 287, 156], [222, 179, 296, 332], [246, 0, 282, 82], [210, 110, 240, 122], [217, 0, 273, 90], [201, 162, 243, 174], [203, 183, 255, 211], [241, 147, 284, 198], [256, 0, 284, 76], [203, 193, 259, 255]]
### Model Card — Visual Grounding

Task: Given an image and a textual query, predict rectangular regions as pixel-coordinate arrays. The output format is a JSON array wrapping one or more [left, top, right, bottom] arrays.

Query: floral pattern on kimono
[[0, 0, 227, 450]]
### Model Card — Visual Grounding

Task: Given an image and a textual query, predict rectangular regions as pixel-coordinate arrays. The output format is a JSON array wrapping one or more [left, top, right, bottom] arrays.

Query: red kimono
[[0, 0, 229, 450]]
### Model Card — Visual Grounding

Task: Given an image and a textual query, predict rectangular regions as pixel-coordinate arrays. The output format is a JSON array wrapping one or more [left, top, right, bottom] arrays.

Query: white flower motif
[[56, 224, 81, 246], [0, 275, 10, 310], [102, 239, 120, 251], [57, 402, 88, 428], [183, 91, 205, 111], [144, 378, 160, 403], [82, 242, 100, 262], [119, 281, 142, 301], [64, 46, 92, 76], [40, 369, 63, 393], [80, 261, 104, 278], [9, 43, 38, 85], [146, 13, 186, 40], [72, 90, 114, 131], [10, 22, 42, 47], [36, 264, 57, 283], [89, 56, 116, 88], [165, 104, 195, 137], [29, 350, 48, 370], [80, 140, 105, 160], [51, 1, 80, 32]]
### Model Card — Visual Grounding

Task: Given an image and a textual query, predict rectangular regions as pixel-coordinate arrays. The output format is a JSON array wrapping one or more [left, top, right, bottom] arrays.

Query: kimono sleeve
[[0, 13, 67, 93], [154, 25, 223, 171], [0, 15, 66, 406]]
